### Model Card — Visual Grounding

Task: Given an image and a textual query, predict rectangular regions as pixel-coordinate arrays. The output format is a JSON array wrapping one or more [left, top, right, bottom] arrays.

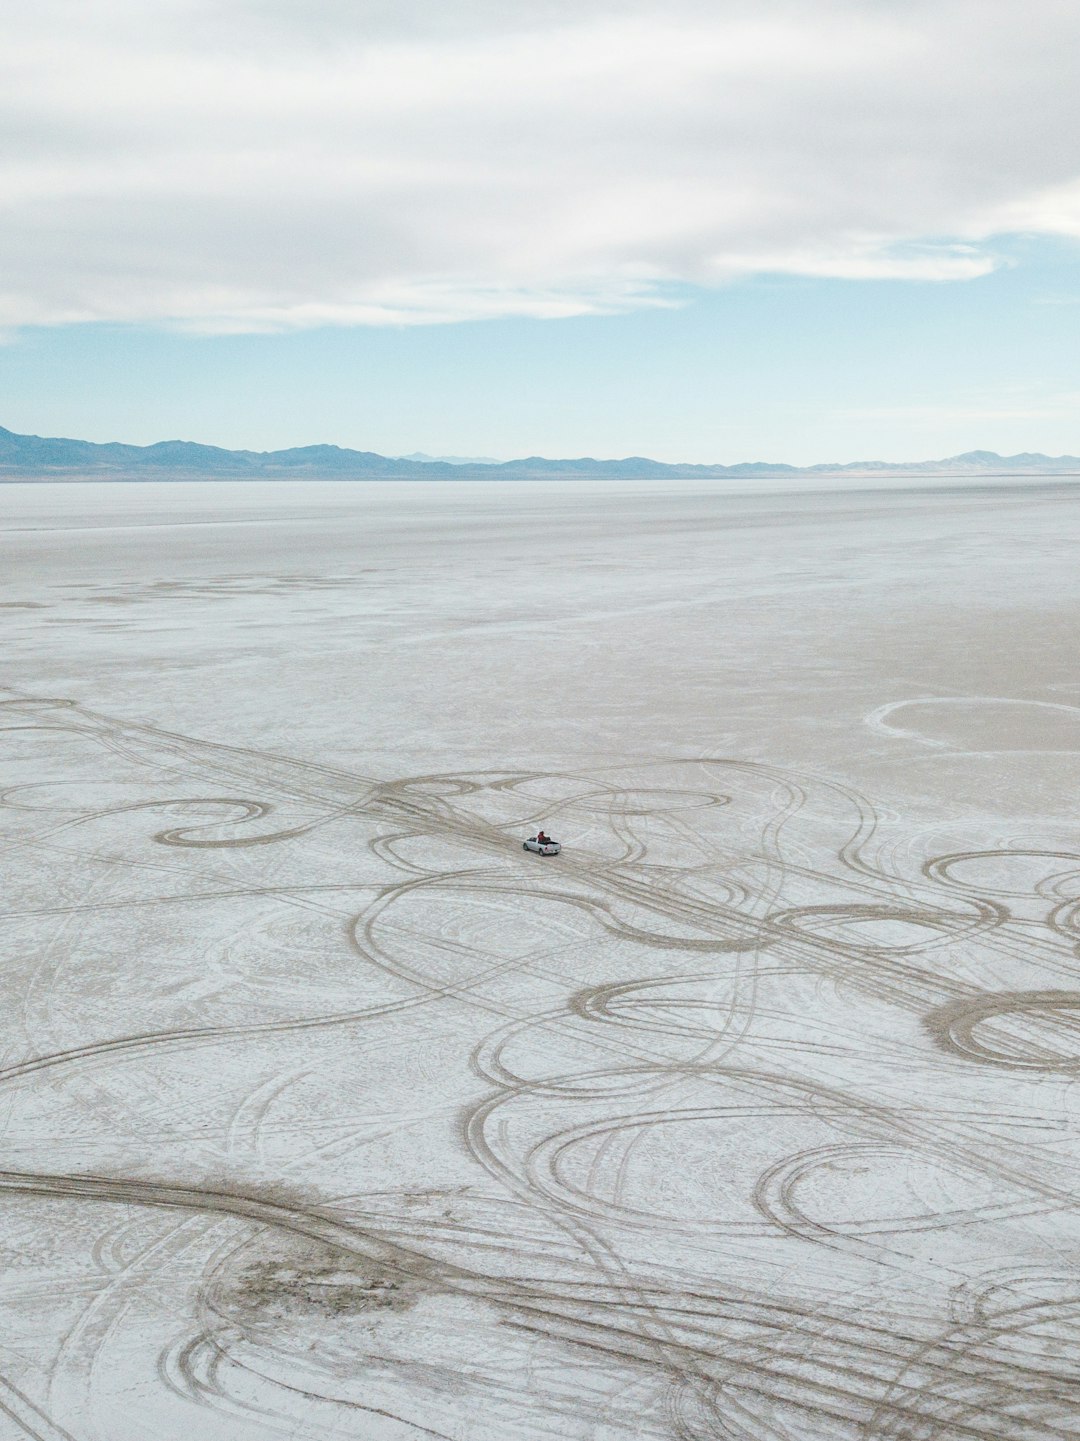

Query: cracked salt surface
[[1, 477, 1080, 1439]]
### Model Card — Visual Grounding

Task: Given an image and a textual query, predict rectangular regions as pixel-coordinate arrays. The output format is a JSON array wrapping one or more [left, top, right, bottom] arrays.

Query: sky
[[3, 0, 1080, 464]]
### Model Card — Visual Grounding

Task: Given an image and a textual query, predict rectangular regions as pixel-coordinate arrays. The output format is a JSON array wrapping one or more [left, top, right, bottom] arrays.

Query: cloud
[[3, 0, 1080, 331]]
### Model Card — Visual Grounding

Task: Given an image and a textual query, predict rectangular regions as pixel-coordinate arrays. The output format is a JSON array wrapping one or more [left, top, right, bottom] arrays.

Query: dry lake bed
[[2, 476, 1080, 1440]]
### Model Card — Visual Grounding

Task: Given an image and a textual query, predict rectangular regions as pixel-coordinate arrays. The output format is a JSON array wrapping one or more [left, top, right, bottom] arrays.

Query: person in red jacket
[[536, 830, 550, 845]]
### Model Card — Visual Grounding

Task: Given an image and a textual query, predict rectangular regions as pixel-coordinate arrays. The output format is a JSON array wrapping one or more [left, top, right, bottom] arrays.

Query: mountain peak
[[2, 425, 1079, 482]]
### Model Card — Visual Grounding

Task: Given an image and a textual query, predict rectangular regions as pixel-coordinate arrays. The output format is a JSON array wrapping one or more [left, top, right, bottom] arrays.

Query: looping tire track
[[4, 693, 1080, 1438]]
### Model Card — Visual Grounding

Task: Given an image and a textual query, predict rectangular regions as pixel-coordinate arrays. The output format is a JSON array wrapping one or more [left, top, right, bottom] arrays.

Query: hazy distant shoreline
[[7, 470, 1080, 486], [4, 424, 1080, 484]]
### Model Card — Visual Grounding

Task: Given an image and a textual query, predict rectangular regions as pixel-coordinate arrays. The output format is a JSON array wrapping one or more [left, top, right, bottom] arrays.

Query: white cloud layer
[[4, 0, 1080, 330]]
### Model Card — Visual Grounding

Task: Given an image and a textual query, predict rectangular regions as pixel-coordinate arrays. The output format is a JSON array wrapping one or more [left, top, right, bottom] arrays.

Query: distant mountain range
[[395, 451, 500, 465], [2, 425, 1080, 482]]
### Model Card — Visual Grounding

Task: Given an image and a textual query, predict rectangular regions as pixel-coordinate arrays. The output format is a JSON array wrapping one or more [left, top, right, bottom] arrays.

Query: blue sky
[[5, 240, 1080, 464], [4, 1, 1080, 464]]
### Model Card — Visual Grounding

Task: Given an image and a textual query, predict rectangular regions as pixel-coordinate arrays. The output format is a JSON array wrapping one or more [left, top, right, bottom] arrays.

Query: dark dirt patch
[[230, 1251, 421, 1320]]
